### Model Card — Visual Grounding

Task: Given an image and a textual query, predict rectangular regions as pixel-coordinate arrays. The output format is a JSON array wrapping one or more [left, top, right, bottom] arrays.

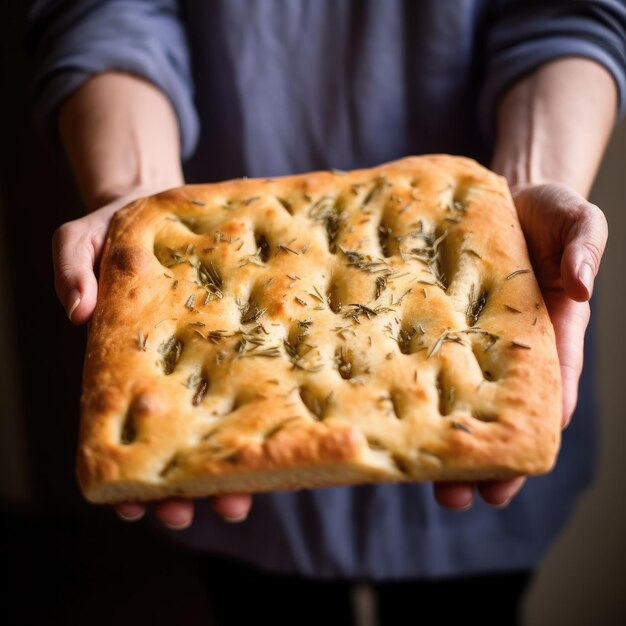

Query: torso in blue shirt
[[169, 0, 598, 579]]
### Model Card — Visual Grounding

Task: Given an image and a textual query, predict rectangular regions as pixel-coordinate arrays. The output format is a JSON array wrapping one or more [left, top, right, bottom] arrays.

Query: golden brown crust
[[78, 155, 561, 503]]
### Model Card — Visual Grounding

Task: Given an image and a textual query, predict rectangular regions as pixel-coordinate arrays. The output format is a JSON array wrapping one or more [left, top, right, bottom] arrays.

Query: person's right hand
[[53, 189, 253, 529], [53, 193, 136, 324]]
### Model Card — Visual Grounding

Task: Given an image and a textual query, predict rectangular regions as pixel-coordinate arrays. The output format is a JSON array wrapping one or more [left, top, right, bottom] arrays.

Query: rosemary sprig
[[308, 285, 327, 304], [197, 261, 224, 298], [238, 345, 282, 358], [451, 421, 473, 434], [298, 318, 313, 331], [427, 329, 466, 358], [206, 329, 231, 344], [362, 177, 386, 207], [277, 243, 300, 255], [375, 274, 389, 299], [239, 254, 268, 268], [339, 246, 389, 273], [309, 196, 344, 252], [342, 303, 388, 322], [506, 269, 531, 280], [159, 336, 183, 374], [240, 302, 268, 325], [398, 228, 448, 288], [283, 337, 324, 372]]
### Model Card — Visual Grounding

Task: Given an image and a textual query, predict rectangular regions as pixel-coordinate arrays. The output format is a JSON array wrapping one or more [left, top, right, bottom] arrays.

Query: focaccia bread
[[78, 155, 561, 503]]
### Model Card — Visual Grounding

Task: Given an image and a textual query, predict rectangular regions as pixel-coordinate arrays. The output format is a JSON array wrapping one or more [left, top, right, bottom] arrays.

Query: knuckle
[[584, 241, 604, 269], [583, 229, 606, 267], [53, 220, 95, 260], [54, 263, 76, 293], [574, 203, 608, 267], [585, 202, 608, 228], [52, 220, 80, 250]]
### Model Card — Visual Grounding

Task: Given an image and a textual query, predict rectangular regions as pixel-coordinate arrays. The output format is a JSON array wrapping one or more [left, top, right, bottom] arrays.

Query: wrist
[[491, 159, 553, 196], [491, 58, 616, 199], [88, 180, 183, 213]]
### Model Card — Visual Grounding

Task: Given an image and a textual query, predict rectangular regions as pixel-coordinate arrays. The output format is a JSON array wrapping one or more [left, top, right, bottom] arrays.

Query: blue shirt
[[28, 0, 626, 579]]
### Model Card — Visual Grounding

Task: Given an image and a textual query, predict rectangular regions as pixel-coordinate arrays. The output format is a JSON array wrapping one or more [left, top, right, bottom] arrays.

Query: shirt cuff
[[33, 45, 199, 161]]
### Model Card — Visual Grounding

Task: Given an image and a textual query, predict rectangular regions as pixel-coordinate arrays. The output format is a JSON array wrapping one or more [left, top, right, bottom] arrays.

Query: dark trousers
[[195, 553, 532, 626]]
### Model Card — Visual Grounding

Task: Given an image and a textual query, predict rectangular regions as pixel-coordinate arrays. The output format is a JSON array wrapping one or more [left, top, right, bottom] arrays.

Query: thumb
[[51, 191, 157, 325], [561, 200, 608, 302], [52, 220, 100, 324]]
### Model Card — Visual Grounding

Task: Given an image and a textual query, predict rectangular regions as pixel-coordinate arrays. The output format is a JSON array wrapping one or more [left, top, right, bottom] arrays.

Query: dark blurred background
[[1, 3, 625, 625]]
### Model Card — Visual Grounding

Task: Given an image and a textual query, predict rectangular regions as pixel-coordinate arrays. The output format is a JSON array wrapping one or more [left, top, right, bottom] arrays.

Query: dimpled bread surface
[[78, 155, 561, 503]]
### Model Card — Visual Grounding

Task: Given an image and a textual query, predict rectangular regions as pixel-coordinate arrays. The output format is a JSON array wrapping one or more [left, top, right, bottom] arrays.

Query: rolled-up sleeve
[[27, 0, 199, 159], [480, 0, 626, 137]]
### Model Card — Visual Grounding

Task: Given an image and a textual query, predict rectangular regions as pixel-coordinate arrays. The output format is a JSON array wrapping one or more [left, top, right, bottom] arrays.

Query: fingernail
[[223, 513, 248, 523], [67, 289, 81, 321], [116, 510, 145, 522], [456, 500, 473, 512], [578, 262, 594, 299], [492, 498, 512, 509], [164, 520, 192, 531]]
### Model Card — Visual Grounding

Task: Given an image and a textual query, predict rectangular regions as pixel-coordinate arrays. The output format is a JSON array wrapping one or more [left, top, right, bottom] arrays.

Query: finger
[[561, 201, 608, 301], [154, 498, 194, 530], [544, 292, 590, 426], [477, 477, 526, 507], [115, 502, 146, 522], [433, 482, 474, 509], [211, 493, 253, 522], [51, 220, 100, 324]]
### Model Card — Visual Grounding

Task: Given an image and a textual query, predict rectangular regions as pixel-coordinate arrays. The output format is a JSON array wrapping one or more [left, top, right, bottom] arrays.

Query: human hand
[[53, 192, 142, 324], [434, 183, 607, 510]]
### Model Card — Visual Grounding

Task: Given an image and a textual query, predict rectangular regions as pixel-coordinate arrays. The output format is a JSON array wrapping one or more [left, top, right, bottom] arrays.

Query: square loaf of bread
[[78, 155, 561, 503]]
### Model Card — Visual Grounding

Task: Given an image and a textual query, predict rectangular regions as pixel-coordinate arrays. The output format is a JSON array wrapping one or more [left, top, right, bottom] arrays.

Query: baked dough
[[78, 155, 561, 503]]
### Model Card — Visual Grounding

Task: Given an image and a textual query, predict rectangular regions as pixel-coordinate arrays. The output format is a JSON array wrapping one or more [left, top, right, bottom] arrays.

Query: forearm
[[492, 58, 617, 198], [58, 72, 184, 212]]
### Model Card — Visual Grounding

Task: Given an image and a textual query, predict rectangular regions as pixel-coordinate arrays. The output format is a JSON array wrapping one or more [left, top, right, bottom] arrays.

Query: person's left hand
[[434, 183, 608, 509]]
